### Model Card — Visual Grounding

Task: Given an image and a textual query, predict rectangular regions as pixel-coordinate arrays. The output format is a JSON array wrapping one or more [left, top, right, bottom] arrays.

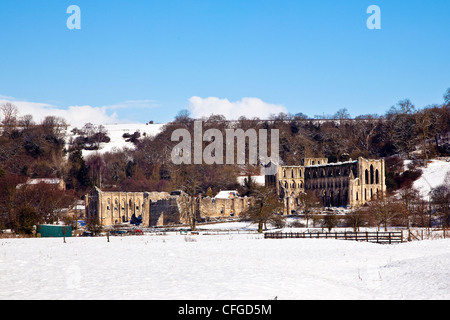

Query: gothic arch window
[[283, 170, 286, 178], [291, 170, 294, 178], [370, 165, 374, 184], [114, 199, 119, 212], [365, 170, 369, 184], [375, 169, 379, 184]]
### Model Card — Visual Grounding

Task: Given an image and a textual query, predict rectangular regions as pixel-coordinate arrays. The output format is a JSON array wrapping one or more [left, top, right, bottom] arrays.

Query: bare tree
[[322, 212, 337, 232], [242, 185, 283, 233], [398, 187, 421, 231], [386, 100, 419, 159], [18, 114, 35, 129], [345, 208, 374, 232], [298, 191, 321, 228], [415, 109, 432, 164], [176, 165, 202, 231], [42, 116, 68, 140], [444, 87, 450, 106], [1, 103, 18, 136], [431, 180, 450, 229], [85, 215, 103, 236], [366, 196, 406, 231], [353, 115, 380, 155]]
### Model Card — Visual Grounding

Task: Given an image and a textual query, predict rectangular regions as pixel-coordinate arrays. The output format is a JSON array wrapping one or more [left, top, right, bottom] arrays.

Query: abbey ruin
[[85, 187, 253, 227], [85, 156, 386, 227], [266, 157, 386, 214]]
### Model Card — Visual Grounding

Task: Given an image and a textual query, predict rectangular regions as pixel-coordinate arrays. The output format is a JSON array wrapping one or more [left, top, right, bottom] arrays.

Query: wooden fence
[[264, 231, 404, 244]]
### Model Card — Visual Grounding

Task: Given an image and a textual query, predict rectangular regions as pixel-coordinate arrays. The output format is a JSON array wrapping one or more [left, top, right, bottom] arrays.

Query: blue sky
[[0, 0, 449, 124]]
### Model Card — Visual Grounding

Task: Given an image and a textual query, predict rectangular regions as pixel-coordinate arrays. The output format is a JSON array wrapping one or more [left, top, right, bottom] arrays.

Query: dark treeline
[[1, 91, 450, 233]]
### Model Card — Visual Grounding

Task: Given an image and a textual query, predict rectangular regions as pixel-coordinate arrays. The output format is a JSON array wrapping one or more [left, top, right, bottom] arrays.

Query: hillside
[[66, 122, 450, 195]]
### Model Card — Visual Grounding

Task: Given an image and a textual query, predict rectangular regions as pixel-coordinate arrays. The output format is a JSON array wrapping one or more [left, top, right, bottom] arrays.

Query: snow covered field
[[1, 233, 449, 300]]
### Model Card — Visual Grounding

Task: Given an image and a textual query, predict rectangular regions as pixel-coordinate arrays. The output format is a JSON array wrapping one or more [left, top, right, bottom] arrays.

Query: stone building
[[199, 193, 253, 220], [84, 187, 171, 227], [266, 157, 386, 214], [85, 187, 253, 227]]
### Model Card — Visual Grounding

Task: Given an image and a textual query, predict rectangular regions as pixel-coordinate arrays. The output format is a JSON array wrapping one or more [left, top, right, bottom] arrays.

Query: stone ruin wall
[[86, 187, 253, 227]]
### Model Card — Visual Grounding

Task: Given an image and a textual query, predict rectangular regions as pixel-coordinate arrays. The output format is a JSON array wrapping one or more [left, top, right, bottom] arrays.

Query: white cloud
[[188, 96, 288, 120], [104, 99, 160, 110], [0, 97, 134, 127]]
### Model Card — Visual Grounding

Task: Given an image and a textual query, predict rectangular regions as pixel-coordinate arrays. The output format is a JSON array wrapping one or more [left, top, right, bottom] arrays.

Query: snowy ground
[[1, 231, 449, 300]]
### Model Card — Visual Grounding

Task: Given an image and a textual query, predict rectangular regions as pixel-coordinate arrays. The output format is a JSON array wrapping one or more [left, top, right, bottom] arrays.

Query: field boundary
[[264, 231, 404, 244]]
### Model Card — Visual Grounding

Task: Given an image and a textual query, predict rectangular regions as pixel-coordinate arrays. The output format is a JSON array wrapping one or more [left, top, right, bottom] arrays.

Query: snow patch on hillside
[[413, 159, 450, 198], [67, 123, 165, 158]]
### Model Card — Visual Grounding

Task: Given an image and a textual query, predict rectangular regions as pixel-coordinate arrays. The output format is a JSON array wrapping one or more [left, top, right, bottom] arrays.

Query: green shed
[[37, 225, 72, 238]]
